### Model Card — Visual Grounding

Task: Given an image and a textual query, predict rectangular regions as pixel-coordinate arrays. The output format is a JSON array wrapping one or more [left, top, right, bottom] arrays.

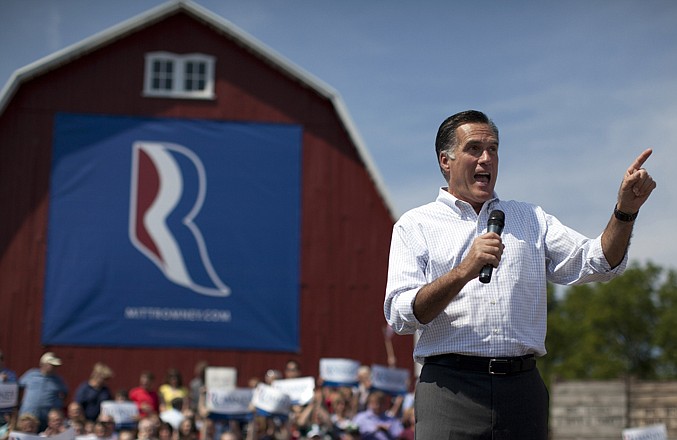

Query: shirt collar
[[436, 187, 500, 218]]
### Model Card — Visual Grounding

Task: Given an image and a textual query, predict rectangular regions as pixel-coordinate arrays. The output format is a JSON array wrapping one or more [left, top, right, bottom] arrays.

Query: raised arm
[[601, 148, 656, 267]]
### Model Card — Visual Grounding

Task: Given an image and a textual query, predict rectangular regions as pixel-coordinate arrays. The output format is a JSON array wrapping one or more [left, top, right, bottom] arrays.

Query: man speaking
[[384, 110, 656, 439]]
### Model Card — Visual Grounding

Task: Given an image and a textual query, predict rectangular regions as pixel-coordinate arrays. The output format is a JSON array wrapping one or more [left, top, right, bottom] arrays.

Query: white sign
[[370, 364, 410, 395], [319, 358, 360, 386], [205, 367, 237, 391], [272, 377, 315, 405], [252, 384, 291, 417], [206, 388, 253, 415], [100, 401, 139, 425], [0, 383, 18, 409], [10, 428, 74, 440], [622, 424, 668, 440]]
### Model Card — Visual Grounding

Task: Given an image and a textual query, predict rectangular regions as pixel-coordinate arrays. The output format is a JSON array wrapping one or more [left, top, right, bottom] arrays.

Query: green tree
[[653, 267, 677, 376], [541, 262, 675, 386]]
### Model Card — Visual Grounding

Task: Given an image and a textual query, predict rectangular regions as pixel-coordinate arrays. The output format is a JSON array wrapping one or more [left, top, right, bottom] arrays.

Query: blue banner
[[43, 114, 302, 351]]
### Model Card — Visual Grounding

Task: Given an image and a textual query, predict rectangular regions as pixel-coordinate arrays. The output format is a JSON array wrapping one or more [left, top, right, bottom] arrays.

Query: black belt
[[424, 353, 536, 375]]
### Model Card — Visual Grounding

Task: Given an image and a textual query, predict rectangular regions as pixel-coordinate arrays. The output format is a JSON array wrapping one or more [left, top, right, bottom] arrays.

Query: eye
[[467, 144, 482, 156]]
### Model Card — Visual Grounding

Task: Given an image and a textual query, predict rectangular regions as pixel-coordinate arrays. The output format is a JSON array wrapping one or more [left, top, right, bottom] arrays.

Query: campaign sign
[[370, 365, 410, 395], [622, 424, 667, 440], [319, 358, 360, 387], [272, 377, 315, 405], [0, 383, 18, 410], [100, 401, 139, 428], [10, 429, 74, 440], [43, 113, 302, 351], [205, 367, 237, 391], [206, 388, 253, 420], [252, 384, 291, 418]]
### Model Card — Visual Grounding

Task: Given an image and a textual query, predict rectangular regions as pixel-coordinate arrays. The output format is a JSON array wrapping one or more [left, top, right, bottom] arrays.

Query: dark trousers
[[415, 362, 549, 440]]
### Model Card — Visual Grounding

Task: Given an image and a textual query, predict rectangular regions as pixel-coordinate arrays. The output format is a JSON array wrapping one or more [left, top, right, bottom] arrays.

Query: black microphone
[[479, 209, 505, 284]]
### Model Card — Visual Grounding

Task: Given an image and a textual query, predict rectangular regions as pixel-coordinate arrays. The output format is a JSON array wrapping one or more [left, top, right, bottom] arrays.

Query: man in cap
[[18, 352, 69, 431]]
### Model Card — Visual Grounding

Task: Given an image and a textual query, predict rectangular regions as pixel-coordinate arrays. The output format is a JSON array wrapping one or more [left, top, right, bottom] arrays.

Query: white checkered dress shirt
[[385, 188, 627, 363]]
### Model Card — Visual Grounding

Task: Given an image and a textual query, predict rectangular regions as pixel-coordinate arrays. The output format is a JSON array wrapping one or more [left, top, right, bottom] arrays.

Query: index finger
[[628, 148, 653, 174]]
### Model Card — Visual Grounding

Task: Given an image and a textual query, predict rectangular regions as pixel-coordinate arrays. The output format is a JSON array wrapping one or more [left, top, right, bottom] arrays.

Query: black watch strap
[[614, 204, 638, 222]]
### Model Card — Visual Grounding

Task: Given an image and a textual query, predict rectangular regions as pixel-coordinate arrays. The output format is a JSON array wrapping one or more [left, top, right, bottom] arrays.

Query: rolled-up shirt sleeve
[[543, 212, 627, 285], [384, 220, 429, 335]]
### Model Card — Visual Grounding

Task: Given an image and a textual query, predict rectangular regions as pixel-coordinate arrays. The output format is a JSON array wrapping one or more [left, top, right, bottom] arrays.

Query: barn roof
[[0, 0, 396, 218]]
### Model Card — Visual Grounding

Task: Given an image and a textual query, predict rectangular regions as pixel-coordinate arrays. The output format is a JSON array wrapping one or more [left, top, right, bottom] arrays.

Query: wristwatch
[[614, 204, 638, 222]]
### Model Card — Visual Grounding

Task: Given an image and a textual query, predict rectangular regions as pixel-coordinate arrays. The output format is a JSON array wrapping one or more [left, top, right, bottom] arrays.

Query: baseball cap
[[40, 352, 62, 366]]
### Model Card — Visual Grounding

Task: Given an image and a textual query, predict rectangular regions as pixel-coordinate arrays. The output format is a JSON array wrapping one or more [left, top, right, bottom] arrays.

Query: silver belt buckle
[[488, 358, 510, 375]]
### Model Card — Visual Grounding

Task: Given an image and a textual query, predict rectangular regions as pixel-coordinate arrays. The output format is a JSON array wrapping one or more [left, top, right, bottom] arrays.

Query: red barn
[[0, 1, 411, 396]]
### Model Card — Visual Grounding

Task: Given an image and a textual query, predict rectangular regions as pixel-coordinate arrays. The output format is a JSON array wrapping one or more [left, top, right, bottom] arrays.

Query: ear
[[439, 151, 452, 175]]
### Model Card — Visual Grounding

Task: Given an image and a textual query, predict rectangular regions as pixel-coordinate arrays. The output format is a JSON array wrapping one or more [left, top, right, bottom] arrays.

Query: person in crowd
[[39, 408, 68, 437], [92, 420, 115, 440], [16, 413, 40, 434], [291, 387, 331, 439], [196, 418, 214, 440], [244, 415, 288, 440], [18, 352, 69, 431], [84, 420, 96, 436], [0, 350, 17, 440], [135, 417, 158, 440], [0, 350, 16, 384], [282, 361, 301, 380], [158, 369, 188, 413], [219, 432, 240, 440], [352, 391, 402, 440], [0, 412, 14, 440], [157, 422, 173, 440], [118, 429, 136, 440], [354, 367, 370, 413], [69, 419, 85, 436], [97, 414, 118, 440], [188, 362, 207, 414], [176, 416, 198, 440], [328, 392, 357, 439], [397, 408, 414, 440], [115, 390, 130, 402], [67, 401, 86, 427], [159, 398, 184, 431], [76, 362, 115, 422], [262, 370, 281, 386], [384, 110, 657, 439], [129, 372, 160, 419]]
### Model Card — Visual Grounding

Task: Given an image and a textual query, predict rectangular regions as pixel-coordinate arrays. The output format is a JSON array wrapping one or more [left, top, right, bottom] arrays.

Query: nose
[[478, 149, 493, 164]]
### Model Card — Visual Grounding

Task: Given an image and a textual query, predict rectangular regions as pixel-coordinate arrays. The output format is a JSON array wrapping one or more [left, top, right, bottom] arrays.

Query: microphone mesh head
[[488, 209, 505, 227]]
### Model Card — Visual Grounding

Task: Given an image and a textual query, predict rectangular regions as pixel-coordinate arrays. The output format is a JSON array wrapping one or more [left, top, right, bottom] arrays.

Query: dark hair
[[435, 110, 499, 169], [165, 367, 183, 386]]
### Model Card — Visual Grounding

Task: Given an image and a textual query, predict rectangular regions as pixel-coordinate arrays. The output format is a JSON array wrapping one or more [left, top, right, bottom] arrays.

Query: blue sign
[[43, 113, 302, 351]]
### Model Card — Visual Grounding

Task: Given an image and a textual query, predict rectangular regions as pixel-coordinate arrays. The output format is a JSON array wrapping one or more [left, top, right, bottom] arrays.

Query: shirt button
[[493, 329, 500, 334]]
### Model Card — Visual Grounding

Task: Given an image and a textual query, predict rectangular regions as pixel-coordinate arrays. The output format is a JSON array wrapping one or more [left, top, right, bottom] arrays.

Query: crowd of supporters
[[0, 351, 415, 440]]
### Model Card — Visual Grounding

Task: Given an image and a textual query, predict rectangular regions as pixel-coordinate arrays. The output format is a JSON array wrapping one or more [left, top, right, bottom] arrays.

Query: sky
[[1, 0, 676, 272]]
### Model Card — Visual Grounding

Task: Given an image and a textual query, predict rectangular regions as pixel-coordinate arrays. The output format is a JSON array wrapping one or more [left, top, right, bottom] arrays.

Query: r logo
[[129, 141, 230, 297]]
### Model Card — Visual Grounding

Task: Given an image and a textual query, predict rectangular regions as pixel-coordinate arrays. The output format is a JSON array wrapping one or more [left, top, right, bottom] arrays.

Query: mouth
[[474, 172, 491, 185]]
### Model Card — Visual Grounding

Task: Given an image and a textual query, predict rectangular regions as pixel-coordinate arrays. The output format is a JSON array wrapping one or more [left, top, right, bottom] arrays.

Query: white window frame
[[143, 52, 215, 99]]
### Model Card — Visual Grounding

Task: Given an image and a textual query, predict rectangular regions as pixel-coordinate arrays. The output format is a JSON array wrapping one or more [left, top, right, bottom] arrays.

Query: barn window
[[143, 52, 215, 99]]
